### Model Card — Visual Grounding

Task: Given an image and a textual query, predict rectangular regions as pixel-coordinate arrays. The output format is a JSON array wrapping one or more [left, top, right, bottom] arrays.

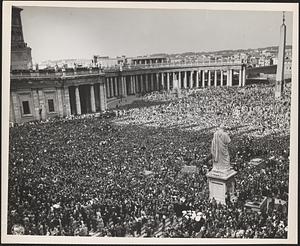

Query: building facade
[[9, 6, 247, 124], [10, 68, 107, 124], [10, 62, 248, 124]]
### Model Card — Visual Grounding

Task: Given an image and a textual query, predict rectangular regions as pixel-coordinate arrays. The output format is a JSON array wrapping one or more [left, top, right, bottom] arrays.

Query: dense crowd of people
[[8, 84, 290, 238], [115, 84, 291, 138]]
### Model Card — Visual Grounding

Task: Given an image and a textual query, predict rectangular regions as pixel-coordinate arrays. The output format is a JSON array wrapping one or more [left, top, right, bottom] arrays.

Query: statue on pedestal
[[211, 124, 232, 172], [206, 124, 237, 204]]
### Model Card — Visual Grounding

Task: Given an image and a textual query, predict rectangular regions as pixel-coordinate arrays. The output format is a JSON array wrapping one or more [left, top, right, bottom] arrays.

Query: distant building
[[93, 55, 169, 67], [93, 56, 118, 67], [131, 55, 168, 65], [285, 46, 292, 59], [272, 57, 278, 65], [284, 58, 292, 78], [262, 49, 272, 57], [272, 46, 292, 76], [264, 58, 272, 66], [170, 58, 184, 63], [258, 57, 266, 67], [247, 56, 259, 67]]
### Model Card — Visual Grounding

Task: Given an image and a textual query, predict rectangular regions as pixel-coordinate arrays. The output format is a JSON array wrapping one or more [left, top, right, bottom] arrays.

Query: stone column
[[161, 72, 164, 90], [131, 75, 135, 94], [75, 86, 81, 115], [121, 76, 124, 96], [135, 75, 139, 93], [202, 70, 205, 87], [150, 74, 155, 91], [156, 73, 160, 91], [172, 72, 176, 89], [11, 91, 22, 123], [208, 70, 211, 87], [229, 69, 233, 86], [63, 87, 71, 116], [90, 84, 96, 113], [190, 71, 194, 88], [145, 74, 149, 92], [128, 76, 132, 94], [132, 75, 136, 93], [214, 70, 218, 87], [9, 95, 15, 123], [242, 65, 246, 87], [226, 70, 230, 86], [150, 73, 155, 91], [167, 72, 170, 91], [220, 70, 224, 87], [183, 71, 187, 88], [99, 83, 106, 112], [139, 75, 142, 93], [110, 79, 114, 97], [56, 87, 64, 117], [148, 74, 152, 91], [140, 74, 144, 92], [118, 77, 122, 96], [178, 71, 181, 89], [196, 71, 199, 88], [129, 76, 133, 94], [122, 76, 127, 96], [106, 79, 110, 98], [32, 89, 41, 120], [114, 77, 118, 96], [238, 68, 242, 87], [104, 79, 108, 98], [110, 78, 114, 97], [38, 89, 46, 120]]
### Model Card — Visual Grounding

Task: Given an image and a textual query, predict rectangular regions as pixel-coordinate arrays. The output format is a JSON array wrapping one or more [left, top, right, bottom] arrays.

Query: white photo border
[[1, 1, 298, 244]]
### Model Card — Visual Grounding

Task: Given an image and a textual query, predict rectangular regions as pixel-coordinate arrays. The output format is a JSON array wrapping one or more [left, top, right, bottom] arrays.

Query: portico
[[10, 61, 246, 123]]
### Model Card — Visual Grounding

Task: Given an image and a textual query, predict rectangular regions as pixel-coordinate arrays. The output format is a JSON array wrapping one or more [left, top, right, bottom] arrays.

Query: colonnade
[[10, 65, 247, 123], [66, 82, 106, 115], [104, 66, 246, 99], [66, 66, 246, 116]]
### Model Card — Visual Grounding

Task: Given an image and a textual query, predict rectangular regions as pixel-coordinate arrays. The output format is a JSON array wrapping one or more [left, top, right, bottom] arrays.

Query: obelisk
[[275, 12, 286, 99], [11, 6, 33, 70]]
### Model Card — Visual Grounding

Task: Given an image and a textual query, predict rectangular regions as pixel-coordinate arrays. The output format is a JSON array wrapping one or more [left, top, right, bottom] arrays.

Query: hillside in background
[[40, 45, 292, 66]]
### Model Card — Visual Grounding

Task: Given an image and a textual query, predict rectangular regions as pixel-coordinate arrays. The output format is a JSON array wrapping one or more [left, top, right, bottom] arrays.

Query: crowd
[[7, 84, 290, 238], [115, 84, 291, 138]]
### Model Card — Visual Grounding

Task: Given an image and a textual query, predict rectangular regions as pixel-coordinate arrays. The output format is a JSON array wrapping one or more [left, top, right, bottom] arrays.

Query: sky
[[18, 6, 293, 63]]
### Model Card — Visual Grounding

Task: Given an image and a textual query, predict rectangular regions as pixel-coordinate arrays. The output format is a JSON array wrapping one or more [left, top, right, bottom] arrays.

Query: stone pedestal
[[206, 168, 237, 204], [245, 196, 268, 212]]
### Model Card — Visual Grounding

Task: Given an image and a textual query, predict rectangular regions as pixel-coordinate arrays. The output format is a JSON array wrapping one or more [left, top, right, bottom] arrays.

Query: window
[[22, 101, 30, 115], [48, 99, 55, 112]]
